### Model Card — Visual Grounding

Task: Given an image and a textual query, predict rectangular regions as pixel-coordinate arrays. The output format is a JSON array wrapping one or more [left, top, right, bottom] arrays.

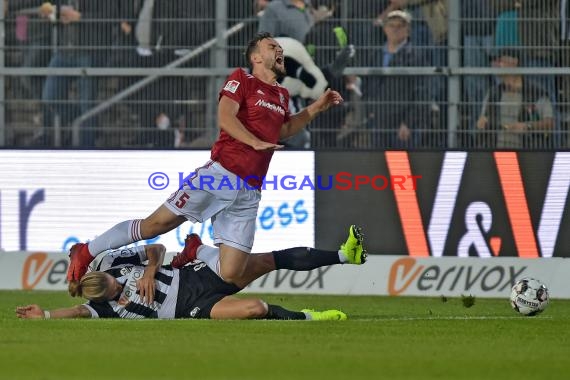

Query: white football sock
[[196, 245, 221, 277], [87, 219, 143, 257], [338, 249, 348, 263]]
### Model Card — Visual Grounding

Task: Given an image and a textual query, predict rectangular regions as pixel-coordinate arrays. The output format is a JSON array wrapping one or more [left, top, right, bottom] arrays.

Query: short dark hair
[[245, 32, 274, 68]]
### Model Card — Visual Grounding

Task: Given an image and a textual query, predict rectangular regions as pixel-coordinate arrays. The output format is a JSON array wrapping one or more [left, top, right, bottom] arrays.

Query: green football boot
[[301, 309, 348, 321], [340, 225, 367, 264]]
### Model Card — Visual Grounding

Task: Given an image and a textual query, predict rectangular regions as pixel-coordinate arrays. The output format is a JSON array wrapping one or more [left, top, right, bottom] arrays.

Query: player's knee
[[219, 256, 250, 285], [219, 265, 246, 284]]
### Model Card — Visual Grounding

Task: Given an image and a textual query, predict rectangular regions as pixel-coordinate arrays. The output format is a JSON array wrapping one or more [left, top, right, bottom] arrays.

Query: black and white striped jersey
[[83, 245, 180, 319]]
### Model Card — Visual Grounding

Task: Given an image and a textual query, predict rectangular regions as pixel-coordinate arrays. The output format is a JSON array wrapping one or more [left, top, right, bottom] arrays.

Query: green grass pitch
[[1, 290, 569, 380]]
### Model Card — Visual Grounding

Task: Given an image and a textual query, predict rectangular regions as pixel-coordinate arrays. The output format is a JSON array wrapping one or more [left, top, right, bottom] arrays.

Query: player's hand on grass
[[16, 305, 44, 319], [136, 273, 156, 305]]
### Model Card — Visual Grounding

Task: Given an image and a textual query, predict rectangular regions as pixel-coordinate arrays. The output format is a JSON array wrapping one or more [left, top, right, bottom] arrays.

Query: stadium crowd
[[3, 0, 569, 149]]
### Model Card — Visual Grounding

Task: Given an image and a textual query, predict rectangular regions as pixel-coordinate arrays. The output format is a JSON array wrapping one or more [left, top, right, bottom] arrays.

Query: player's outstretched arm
[[281, 88, 343, 139], [16, 304, 92, 319]]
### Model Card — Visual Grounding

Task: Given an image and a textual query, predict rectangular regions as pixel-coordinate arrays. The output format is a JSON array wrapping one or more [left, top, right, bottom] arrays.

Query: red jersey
[[211, 68, 291, 189]]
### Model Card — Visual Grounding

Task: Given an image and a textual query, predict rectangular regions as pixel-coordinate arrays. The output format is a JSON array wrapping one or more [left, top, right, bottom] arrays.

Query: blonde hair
[[68, 272, 109, 302]]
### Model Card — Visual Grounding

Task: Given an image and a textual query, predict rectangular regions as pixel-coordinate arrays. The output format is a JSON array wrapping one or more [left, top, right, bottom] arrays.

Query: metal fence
[[0, 0, 568, 149]]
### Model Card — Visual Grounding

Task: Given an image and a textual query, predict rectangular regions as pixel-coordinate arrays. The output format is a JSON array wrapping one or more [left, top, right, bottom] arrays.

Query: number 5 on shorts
[[175, 193, 190, 208]]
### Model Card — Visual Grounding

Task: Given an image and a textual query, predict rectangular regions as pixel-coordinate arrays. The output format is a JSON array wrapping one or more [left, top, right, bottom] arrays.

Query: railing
[[0, 0, 568, 149]]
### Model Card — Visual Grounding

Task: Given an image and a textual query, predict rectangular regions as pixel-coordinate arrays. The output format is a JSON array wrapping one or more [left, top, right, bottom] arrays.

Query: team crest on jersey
[[279, 92, 285, 105], [190, 307, 201, 318], [224, 80, 240, 93]]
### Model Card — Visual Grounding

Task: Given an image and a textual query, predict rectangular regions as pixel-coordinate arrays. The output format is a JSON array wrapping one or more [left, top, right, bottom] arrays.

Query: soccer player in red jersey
[[67, 32, 345, 286]]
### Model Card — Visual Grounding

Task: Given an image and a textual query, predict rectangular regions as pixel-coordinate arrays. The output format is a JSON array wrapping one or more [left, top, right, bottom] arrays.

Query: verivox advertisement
[[4, 251, 569, 299], [247, 256, 570, 299]]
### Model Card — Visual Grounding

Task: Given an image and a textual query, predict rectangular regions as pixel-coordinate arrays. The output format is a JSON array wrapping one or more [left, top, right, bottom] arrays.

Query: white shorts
[[163, 160, 261, 253]]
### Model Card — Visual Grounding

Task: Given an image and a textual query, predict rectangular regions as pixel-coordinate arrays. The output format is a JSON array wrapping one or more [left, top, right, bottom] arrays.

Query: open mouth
[[276, 56, 284, 64]]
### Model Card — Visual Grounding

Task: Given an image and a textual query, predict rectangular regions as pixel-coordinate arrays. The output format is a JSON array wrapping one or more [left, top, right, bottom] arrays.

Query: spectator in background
[[461, 1, 500, 146], [477, 50, 555, 149], [258, 0, 316, 44], [494, 0, 521, 49], [7, 1, 52, 101], [364, 10, 430, 148], [3, 1, 53, 146], [117, 0, 209, 148], [378, 0, 448, 97], [376, 0, 447, 148], [518, 0, 560, 147], [39, 0, 116, 147], [519, 0, 560, 71], [559, 0, 570, 147]]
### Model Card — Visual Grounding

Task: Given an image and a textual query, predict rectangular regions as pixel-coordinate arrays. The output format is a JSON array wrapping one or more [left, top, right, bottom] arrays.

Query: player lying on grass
[[16, 226, 365, 321]]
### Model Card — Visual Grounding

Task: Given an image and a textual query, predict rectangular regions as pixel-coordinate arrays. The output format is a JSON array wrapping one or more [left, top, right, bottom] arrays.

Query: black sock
[[272, 247, 341, 271], [265, 304, 307, 320]]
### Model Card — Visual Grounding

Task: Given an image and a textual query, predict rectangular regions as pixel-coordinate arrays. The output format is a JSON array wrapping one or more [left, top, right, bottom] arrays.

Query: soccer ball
[[510, 278, 549, 316]]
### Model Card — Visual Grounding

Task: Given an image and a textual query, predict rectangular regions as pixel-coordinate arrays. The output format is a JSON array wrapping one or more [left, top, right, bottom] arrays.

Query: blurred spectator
[[477, 50, 555, 149], [364, 10, 430, 148], [494, 1, 521, 49], [4, 1, 52, 145], [518, 0, 559, 102], [377, 0, 448, 147], [378, 0, 447, 49], [39, 0, 117, 147], [461, 1, 500, 144], [117, 0, 213, 148], [257, 0, 351, 148], [258, 0, 317, 44], [378, 1, 447, 79], [560, 0, 570, 146], [519, 0, 560, 146], [519, 0, 560, 68], [7, 1, 51, 99]]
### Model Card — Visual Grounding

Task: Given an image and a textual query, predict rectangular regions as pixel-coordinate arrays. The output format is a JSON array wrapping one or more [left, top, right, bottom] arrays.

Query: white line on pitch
[[355, 315, 555, 321]]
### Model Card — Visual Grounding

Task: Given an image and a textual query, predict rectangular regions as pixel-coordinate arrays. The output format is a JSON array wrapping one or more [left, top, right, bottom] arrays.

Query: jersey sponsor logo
[[190, 307, 200, 318], [255, 99, 285, 115], [223, 80, 240, 93]]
